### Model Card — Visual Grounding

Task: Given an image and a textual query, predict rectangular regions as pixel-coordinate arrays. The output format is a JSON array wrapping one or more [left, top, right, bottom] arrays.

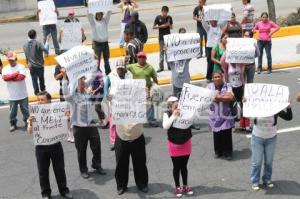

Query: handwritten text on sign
[[88, 0, 113, 14], [55, 46, 97, 85], [204, 4, 232, 21], [38, 0, 57, 26], [173, 83, 216, 129], [243, 83, 289, 118], [112, 79, 147, 125], [30, 102, 69, 145], [226, 38, 256, 63], [164, 33, 200, 62], [62, 22, 82, 50]]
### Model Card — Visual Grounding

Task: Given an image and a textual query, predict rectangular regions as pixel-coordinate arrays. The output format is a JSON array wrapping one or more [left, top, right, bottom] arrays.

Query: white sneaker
[[263, 181, 274, 188], [252, 184, 260, 191]]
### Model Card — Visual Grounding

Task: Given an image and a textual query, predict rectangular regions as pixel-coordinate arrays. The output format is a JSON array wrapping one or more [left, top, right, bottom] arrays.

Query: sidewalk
[[0, 35, 300, 103]]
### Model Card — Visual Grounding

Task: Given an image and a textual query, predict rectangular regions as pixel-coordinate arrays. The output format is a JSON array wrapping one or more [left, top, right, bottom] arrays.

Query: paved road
[[0, 0, 300, 51], [0, 67, 300, 199]]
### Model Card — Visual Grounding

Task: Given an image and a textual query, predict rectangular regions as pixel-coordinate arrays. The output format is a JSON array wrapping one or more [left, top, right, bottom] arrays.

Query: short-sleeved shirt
[[2, 64, 28, 101], [212, 44, 225, 72], [193, 6, 204, 27], [169, 59, 191, 88], [127, 63, 157, 88], [154, 15, 173, 41], [242, 4, 255, 30]]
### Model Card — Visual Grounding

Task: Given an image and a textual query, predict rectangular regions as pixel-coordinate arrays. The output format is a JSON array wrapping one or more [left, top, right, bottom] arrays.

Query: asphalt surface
[[0, 67, 300, 199], [0, 0, 300, 51]]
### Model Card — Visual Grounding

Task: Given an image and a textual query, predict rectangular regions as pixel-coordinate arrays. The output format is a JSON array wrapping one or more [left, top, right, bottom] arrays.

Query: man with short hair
[[2, 52, 29, 132], [193, 0, 207, 58], [27, 91, 73, 199], [24, 29, 48, 95], [124, 28, 143, 64], [125, 11, 148, 45]]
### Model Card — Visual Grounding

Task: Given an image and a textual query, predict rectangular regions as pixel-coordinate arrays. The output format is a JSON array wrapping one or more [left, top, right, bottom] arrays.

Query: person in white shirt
[[2, 52, 29, 132]]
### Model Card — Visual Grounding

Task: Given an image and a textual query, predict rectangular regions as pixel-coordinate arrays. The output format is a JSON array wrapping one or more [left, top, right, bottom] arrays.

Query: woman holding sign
[[207, 72, 235, 160], [248, 102, 292, 190], [163, 96, 194, 198]]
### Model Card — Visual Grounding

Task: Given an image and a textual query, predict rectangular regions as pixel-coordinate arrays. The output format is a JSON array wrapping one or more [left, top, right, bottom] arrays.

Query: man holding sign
[[27, 91, 73, 199]]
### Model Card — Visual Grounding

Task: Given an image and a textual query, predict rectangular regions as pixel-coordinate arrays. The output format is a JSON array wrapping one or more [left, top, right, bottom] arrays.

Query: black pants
[[115, 134, 148, 190], [92, 41, 111, 75], [171, 155, 190, 187], [35, 142, 69, 197], [30, 67, 45, 95], [205, 47, 213, 81], [232, 86, 244, 118], [213, 128, 233, 156], [73, 126, 102, 173]]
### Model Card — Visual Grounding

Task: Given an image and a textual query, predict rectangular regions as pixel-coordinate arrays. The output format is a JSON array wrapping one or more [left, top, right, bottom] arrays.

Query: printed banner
[[55, 46, 97, 85], [38, 0, 57, 26], [164, 33, 200, 62], [204, 4, 232, 21], [243, 83, 290, 118], [88, 0, 113, 14], [226, 38, 256, 63], [112, 79, 147, 124], [61, 22, 82, 50], [173, 83, 216, 129], [30, 102, 69, 145]]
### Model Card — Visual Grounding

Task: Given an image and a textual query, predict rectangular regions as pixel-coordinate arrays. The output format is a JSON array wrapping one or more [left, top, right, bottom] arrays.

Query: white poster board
[[164, 33, 200, 62], [61, 22, 82, 50], [55, 46, 97, 85], [38, 0, 57, 26], [203, 4, 232, 21], [172, 83, 216, 129], [30, 102, 69, 145], [112, 79, 147, 124], [88, 0, 113, 14], [226, 38, 256, 63], [243, 83, 290, 118]]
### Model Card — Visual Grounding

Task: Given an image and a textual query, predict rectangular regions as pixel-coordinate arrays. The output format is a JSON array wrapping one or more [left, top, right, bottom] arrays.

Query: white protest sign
[[226, 38, 256, 63], [203, 4, 232, 21], [38, 0, 57, 26], [243, 83, 290, 118], [112, 79, 147, 124], [55, 46, 97, 85], [172, 83, 216, 129], [88, 0, 113, 14], [61, 22, 82, 50], [30, 102, 69, 146], [164, 33, 200, 62]]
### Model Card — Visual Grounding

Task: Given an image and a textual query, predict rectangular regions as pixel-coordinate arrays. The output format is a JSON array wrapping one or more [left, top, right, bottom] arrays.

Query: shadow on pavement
[[232, 148, 251, 161], [145, 136, 152, 145], [265, 180, 300, 196], [67, 189, 100, 199], [89, 169, 115, 185], [192, 185, 246, 196]]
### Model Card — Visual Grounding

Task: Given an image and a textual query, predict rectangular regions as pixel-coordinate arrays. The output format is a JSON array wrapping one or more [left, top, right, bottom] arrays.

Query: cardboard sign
[[55, 46, 97, 86], [172, 83, 216, 129], [61, 22, 82, 50], [204, 4, 232, 21], [243, 83, 290, 118], [88, 0, 113, 14], [164, 33, 200, 62], [38, 0, 57, 26], [226, 38, 256, 63], [112, 79, 147, 124], [30, 102, 69, 145]]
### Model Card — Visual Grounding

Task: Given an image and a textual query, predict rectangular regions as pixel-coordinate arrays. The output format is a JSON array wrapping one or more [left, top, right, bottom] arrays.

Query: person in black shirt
[[153, 6, 173, 72], [125, 11, 148, 46], [193, 0, 207, 58]]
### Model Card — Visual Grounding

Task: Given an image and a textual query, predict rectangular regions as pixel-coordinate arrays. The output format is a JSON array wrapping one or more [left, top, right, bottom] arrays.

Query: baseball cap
[[68, 9, 75, 15], [6, 51, 17, 61], [137, 51, 147, 58], [115, 59, 126, 69], [167, 96, 178, 102]]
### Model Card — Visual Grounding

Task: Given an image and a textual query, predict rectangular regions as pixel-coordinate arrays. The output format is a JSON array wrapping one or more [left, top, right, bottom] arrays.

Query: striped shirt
[[126, 38, 143, 64]]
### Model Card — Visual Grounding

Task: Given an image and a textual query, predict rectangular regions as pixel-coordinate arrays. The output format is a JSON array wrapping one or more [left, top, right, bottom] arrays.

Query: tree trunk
[[267, 0, 277, 22]]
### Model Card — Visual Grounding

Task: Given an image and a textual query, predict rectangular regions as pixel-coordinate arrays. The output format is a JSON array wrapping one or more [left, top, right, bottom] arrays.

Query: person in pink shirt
[[162, 96, 193, 198], [253, 12, 280, 74]]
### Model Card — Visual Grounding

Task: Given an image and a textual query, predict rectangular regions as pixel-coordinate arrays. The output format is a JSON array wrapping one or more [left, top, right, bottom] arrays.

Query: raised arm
[[278, 107, 292, 121], [162, 112, 176, 130], [104, 10, 112, 24]]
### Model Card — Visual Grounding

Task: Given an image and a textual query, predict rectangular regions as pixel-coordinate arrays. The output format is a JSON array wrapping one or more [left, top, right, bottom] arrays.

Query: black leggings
[[171, 155, 190, 187]]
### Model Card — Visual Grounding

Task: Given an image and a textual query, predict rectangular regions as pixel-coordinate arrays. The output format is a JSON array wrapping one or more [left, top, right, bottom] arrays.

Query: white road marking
[[246, 126, 300, 138]]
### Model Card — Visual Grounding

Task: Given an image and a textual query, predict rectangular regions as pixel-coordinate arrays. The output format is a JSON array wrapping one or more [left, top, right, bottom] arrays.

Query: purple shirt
[[207, 83, 234, 132]]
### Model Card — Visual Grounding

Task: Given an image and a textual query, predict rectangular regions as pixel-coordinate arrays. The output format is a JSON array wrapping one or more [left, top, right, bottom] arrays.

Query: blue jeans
[[244, 65, 255, 83], [30, 67, 45, 95], [9, 97, 29, 126], [197, 26, 207, 56], [92, 41, 111, 75], [250, 135, 277, 185], [42, 24, 60, 54], [146, 104, 155, 122], [257, 40, 272, 71]]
